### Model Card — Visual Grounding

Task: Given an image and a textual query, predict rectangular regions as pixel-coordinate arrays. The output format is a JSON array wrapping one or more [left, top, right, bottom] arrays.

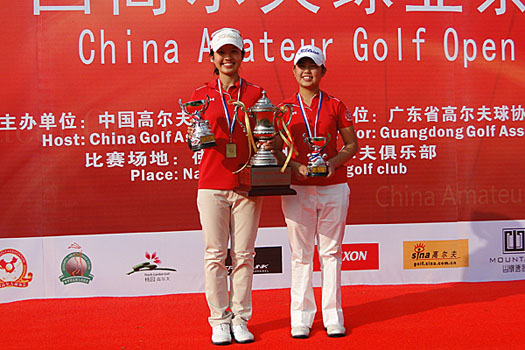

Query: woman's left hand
[[326, 161, 334, 178]]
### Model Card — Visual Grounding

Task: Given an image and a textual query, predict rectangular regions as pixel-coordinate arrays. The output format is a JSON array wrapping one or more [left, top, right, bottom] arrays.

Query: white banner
[[1, 220, 524, 303]]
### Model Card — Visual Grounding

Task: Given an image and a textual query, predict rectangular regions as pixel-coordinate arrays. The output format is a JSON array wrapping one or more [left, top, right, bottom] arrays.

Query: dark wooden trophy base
[[235, 166, 297, 197]]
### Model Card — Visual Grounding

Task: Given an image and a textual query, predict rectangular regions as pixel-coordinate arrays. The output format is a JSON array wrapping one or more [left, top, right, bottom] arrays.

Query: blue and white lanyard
[[297, 91, 323, 138], [218, 78, 243, 136]]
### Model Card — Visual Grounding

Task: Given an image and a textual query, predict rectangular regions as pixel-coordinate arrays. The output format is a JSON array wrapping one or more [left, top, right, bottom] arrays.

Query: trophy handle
[[275, 104, 293, 131], [230, 100, 250, 136], [178, 98, 186, 114], [230, 100, 258, 157], [302, 133, 310, 147], [274, 105, 297, 173], [201, 95, 210, 114], [231, 100, 247, 127], [322, 133, 331, 152]]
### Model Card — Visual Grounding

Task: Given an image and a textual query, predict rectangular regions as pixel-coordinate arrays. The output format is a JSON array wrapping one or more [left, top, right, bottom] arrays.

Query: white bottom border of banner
[[0, 220, 524, 303]]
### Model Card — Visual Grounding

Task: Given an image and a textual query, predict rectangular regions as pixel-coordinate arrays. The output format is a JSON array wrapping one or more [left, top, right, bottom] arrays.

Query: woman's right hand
[[186, 124, 195, 140]]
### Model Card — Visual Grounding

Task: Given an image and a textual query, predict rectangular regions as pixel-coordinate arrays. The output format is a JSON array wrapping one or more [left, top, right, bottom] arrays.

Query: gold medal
[[226, 143, 237, 158]]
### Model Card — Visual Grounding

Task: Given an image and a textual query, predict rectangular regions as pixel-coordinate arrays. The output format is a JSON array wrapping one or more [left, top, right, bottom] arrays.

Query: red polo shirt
[[279, 90, 354, 186], [190, 78, 263, 190]]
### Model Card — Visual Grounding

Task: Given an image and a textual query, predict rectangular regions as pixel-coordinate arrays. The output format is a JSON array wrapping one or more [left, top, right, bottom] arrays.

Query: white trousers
[[281, 183, 350, 328], [197, 189, 263, 327]]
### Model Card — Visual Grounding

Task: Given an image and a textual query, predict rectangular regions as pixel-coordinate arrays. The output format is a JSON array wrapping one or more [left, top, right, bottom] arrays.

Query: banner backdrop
[[1, 220, 524, 303], [1, 2, 525, 237]]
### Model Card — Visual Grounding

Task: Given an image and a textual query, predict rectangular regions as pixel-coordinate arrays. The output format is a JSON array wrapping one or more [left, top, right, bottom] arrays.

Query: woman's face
[[293, 57, 325, 90], [212, 44, 243, 77]]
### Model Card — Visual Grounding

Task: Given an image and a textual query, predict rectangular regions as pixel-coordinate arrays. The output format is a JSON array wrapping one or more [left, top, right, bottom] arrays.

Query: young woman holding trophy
[[274, 45, 359, 339], [183, 28, 265, 345]]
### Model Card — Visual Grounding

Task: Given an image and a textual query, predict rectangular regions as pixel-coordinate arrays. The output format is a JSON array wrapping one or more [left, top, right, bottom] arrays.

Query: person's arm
[[326, 125, 359, 178]]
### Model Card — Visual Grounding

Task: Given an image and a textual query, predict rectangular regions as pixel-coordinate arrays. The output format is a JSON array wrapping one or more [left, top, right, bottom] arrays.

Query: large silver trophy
[[232, 91, 296, 196], [179, 96, 216, 152], [249, 91, 283, 167], [303, 134, 330, 177]]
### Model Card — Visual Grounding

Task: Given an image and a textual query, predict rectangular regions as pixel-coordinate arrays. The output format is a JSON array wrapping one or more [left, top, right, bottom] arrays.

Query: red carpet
[[3, 280, 524, 349]]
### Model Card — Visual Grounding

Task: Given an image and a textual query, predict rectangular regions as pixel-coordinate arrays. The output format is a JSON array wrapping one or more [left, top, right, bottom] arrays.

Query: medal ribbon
[[297, 91, 323, 138], [297, 92, 324, 163], [218, 78, 242, 137]]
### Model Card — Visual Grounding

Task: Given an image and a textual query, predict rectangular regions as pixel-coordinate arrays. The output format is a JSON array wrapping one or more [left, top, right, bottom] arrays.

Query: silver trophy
[[246, 91, 290, 166], [179, 96, 216, 152], [230, 91, 296, 196], [303, 134, 330, 177]]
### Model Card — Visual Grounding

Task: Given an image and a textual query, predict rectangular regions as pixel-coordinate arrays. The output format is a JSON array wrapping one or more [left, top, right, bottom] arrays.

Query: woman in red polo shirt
[[186, 28, 264, 345], [275, 45, 359, 339]]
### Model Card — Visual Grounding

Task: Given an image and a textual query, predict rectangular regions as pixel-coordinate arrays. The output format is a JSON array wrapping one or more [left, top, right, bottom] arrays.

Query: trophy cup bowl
[[233, 91, 296, 197], [250, 110, 278, 167], [303, 134, 329, 177], [179, 96, 216, 152]]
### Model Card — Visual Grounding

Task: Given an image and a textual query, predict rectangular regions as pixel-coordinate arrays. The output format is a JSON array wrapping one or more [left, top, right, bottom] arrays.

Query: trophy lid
[[250, 91, 276, 112]]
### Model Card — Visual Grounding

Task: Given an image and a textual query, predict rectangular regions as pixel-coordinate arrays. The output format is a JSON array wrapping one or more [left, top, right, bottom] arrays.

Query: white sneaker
[[211, 323, 232, 345], [326, 324, 346, 338], [291, 326, 310, 339], [232, 324, 254, 343]]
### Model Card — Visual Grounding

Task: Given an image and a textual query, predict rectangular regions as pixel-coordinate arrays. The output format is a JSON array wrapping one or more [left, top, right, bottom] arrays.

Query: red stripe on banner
[[314, 243, 379, 271]]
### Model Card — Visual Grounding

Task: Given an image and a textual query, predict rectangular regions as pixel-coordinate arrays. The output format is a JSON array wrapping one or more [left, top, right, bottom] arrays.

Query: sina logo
[[0, 248, 33, 288], [59, 243, 94, 285], [412, 243, 430, 260], [127, 252, 177, 275]]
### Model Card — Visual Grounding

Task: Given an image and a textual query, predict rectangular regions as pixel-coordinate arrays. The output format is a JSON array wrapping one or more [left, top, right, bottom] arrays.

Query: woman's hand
[[326, 161, 334, 178], [325, 126, 359, 177], [186, 123, 195, 140], [257, 139, 275, 151], [291, 161, 308, 179]]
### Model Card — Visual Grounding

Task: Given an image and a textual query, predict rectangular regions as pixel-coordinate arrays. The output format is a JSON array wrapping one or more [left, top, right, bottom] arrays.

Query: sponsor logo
[[299, 47, 321, 56], [226, 246, 282, 274], [403, 240, 469, 269], [59, 243, 94, 285], [503, 228, 525, 254], [344, 108, 353, 122], [313, 243, 380, 271], [127, 252, 176, 283], [0, 248, 33, 288], [218, 33, 236, 39], [489, 228, 525, 274]]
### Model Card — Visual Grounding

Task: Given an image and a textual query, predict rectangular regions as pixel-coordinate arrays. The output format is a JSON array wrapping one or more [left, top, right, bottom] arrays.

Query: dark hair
[[210, 48, 246, 75]]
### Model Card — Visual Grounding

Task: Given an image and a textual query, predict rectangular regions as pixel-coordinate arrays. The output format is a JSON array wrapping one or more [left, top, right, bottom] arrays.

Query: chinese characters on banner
[[1, 1, 524, 237]]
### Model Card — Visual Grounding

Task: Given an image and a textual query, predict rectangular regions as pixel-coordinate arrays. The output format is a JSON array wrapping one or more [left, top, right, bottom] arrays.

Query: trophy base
[[235, 166, 296, 197], [307, 173, 328, 177], [188, 139, 217, 152]]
